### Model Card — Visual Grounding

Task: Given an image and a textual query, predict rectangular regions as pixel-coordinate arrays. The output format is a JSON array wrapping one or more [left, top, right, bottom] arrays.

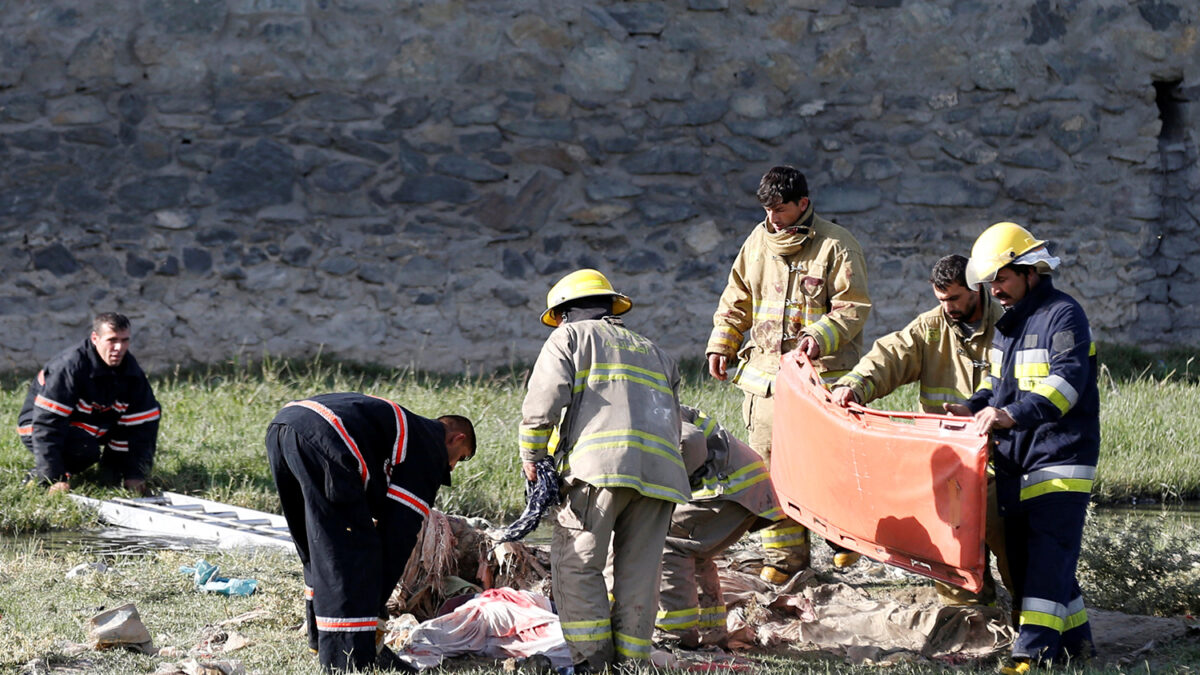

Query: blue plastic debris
[[179, 559, 258, 596]]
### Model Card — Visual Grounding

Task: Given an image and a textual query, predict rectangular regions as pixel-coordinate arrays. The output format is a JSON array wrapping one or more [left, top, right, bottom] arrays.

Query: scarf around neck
[[762, 205, 815, 256]]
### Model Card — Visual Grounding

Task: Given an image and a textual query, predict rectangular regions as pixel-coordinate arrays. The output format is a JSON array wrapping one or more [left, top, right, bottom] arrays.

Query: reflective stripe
[[698, 605, 727, 628], [1019, 597, 1067, 632], [586, 473, 688, 504], [691, 460, 769, 499], [573, 363, 674, 396], [655, 607, 699, 630], [16, 425, 32, 436], [919, 385, 967, 409], [1020, 465, 1095, 501], [989, 348, 1003, 377], [519, 426, 552, 453], [368, 395, 408, 466], [708, 325, 743, 351], [730, 361, 773, 397], [1013, 348, 1050, 379], [753, 299, 823, 324], [841, 371, 875, 401], [386, 485, 430, 518], [119, 408, 161, 426], [1088, 340, 1097, 356], [108, 440, 129, 452], [757, 506, 786, 521], [977, 375, 995, 392], [1064, 596, 1088, 631], [807, 316, 841, 356], [304, 586, 314, 599], [820, 369, 848, 386], [76, 400, 93, 414], [574, 429, 684, 470], [692, 410, 717, 437], [114, 401, 129, 412], [35, 394, 73, 417], [70, 421, 105, 437], [1031, 374, 1079, 415], [762, 525, 807, 548], [561, 618, 612, 642], [286, 400, 369, 486], [315, 615, 379, 633], [614, 631, 651, 659]]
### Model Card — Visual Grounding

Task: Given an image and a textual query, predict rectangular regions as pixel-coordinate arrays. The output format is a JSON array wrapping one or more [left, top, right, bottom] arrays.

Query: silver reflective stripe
[[1021, 465, 1096, 487], [1066, 595, 1086, 616], [1021, 596, 1067, 619], [1014, 348, 1049, 365], [1040, 374, 1079, 407]]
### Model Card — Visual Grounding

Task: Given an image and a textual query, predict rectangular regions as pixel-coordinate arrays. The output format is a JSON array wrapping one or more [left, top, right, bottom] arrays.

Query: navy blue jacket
[[967, 277, 1100, 511], [18, 338, 161, 481]]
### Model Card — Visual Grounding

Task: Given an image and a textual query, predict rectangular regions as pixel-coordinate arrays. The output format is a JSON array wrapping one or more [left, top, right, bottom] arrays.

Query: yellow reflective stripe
[[710, 325, 743, 346], [1031, 374, 1079, 415], [808, 317, 841, 356], [1020, 610, 1065, 632], [693, 409, 717, 437], [820, 369, 848, 386], [573, 363, 673, 396], [519, 427, 552, 451], [730, 361, 774, 396], [574, 429, 684, 469], [698, 605, 727, 628], [562, 618, 612, 642], [587, 473, 688, 504], [1088, 341, 1096, 356], [977, 375, 995, 392], [692, 460, 769, 499], [1020, 478, 1093, 500], [1019, 464, 1095, 500], [762, 525, 807, 548], [758, 506, 785, 520], [655, 607, 699, 630], [1019, 597, 1066, 632], [615, 631, 651, 659], [1064, 599, 1088, 631]]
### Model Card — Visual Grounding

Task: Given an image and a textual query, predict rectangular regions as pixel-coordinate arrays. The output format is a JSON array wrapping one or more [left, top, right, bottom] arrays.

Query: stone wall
[[1, 0, 1197, 373]]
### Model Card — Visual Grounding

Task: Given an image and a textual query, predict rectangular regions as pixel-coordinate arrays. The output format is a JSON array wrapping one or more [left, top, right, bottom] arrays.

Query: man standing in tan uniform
[[656, 406, 784, 649], [520, 269, 688, 673], [706, 166, 872, 581], [831, 254, 1011, 608]]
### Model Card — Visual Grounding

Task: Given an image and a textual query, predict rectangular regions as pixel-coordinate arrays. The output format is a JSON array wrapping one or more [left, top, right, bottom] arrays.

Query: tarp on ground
[[771, 352, 990, 592]]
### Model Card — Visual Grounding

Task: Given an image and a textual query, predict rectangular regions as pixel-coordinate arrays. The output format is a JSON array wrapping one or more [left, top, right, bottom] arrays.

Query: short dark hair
[[757, 166, 809, 206], [93, 312, 131, 334], [438, 414, 477, 459], [929, 255, 969, 291]]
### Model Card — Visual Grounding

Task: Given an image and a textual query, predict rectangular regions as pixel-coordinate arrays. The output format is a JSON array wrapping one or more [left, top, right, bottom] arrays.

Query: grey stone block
[[897, 175, 998, 207], [33, 244, 80, 276], [620, 147, 704, 175], [820, 183, 883, 213], [607, 2, 669, 35], [1002, 149, 1061, 170], [206, 139, 295, 211], [319, 255, 358, 276], [182, 247, 213, 274], [311, 162, 376, 193], [144, 0, 227, 34], [391, 176, 475, 204], [126, 254, 155, 278], [116, 175, 190, 212], [434, 155, 506, 182], [586, 177, 644, 200]]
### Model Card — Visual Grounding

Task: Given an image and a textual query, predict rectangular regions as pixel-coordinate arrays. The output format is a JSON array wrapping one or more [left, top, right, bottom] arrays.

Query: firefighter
[[706, 165, 872, 581], [656, 406, 785, 649], [945, 222, 1099, 673], [266, 393, 476, 673], [520, 269, 688, 672], [831, 254, 1012, 608], [17, 312, 161, 495]]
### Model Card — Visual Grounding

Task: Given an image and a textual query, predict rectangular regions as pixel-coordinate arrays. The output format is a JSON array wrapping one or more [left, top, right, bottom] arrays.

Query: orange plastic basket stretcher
[[771, 352, 990, 592]]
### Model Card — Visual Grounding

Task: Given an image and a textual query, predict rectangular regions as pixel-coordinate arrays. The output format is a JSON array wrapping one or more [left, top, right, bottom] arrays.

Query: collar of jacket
[[760, 205, 815, 256], [996, 274, 1055, 335]]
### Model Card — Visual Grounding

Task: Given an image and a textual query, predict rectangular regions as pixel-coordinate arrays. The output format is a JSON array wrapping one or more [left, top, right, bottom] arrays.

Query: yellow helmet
[[965, 221, 1046, 289], [540, 268, 633, 327]]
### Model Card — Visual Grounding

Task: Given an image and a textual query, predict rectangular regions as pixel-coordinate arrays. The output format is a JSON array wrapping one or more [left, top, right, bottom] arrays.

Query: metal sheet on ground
[[771, 352, 989, 592]]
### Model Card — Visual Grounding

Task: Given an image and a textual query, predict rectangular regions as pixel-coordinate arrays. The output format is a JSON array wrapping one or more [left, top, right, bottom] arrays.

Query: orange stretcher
[[771, 352, 990, 592]]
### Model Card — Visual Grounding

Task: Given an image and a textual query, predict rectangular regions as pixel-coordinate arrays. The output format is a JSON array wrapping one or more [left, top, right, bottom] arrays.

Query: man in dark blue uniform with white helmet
[[946, 222, 1099, 674]]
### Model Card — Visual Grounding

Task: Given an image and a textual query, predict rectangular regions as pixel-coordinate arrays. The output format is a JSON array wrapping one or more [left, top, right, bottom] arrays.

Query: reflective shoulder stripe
[[35, 394, 73, 417], [314, 616, 379, 633], [367, 395, 408, 466], [386, 485, 430, 518], [1031, 374, 1080, 415], [285, 400, 369, 486]]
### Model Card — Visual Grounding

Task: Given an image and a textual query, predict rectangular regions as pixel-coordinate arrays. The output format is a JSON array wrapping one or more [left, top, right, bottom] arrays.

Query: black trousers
[[266, 423, 384, 673]]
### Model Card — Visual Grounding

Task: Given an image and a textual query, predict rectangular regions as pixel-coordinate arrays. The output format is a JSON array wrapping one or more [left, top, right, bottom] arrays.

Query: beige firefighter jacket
[[681, 406, 784, 522], [835, 299, 1003, 414], [706, 207, 871, 395], [520, 316, 689, 505]]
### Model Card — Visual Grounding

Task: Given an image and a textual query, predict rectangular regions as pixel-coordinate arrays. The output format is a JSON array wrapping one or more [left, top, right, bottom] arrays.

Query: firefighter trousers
[[1006, 496, 1093, 663], [656, 501, 760, 647], [552, 482, 673, 671], [267, 423, 384, 673]]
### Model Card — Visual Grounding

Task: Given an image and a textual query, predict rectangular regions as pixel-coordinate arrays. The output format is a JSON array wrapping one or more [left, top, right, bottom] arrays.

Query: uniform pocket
[[556, 483, 595, 531]]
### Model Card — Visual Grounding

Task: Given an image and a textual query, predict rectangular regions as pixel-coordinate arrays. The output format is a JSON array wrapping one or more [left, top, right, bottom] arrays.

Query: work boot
[[999, 659, 1031, 675], [759, 565, 792, 584], [833, 551, 861, 568]]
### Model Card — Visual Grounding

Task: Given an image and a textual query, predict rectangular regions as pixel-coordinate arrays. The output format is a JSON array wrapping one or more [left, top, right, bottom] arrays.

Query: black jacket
[[18, 337, 161, 481]]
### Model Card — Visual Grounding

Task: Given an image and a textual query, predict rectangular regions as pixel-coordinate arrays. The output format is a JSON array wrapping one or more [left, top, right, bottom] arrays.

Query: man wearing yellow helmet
[[519, 269, 688, 673], [946, 222, 1099, 673]]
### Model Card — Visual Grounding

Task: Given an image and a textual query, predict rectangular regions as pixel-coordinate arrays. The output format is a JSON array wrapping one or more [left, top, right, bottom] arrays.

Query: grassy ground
[[0, 345, 1197, 672]]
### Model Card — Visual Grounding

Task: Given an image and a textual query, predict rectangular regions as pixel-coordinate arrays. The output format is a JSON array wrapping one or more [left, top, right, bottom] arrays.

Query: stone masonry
[[0, 0, 1197, 373]]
